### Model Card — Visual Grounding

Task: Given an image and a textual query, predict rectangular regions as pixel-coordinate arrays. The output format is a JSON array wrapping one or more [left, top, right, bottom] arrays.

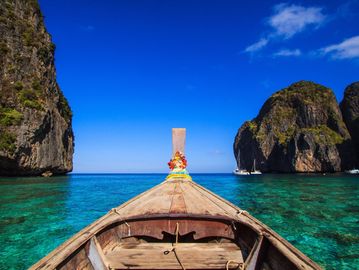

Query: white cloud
[[245, 38, 269, 53], [320, 35, 359, 59], [244, 3, 326, 53], [273, 49, 302, 57], [269, 4, 326, 39]]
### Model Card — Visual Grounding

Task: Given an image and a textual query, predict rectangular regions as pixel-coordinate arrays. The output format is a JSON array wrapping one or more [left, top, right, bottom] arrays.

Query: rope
[[171, 222, 186, 270], [175, 222, 179, 246], [237, 210, 247, 217], [231, 210, 247, 232], [231, 221, 237, 231], [173, 248, 186, 270], [225, 260, 244, 270], [111, 208, 131, 236]]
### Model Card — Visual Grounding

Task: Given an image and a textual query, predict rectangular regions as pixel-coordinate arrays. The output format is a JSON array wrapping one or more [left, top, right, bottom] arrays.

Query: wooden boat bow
[[30, 129, 322, 270]]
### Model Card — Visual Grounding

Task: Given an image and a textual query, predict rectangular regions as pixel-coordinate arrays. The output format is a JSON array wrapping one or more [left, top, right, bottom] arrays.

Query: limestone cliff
[[340, 82, 359, 166], [0, 0, 74, 176], [234, 81, 355, 173]]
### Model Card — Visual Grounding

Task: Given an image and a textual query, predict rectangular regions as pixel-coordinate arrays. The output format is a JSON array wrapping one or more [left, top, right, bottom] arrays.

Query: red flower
[[168, 151, 188, 170]]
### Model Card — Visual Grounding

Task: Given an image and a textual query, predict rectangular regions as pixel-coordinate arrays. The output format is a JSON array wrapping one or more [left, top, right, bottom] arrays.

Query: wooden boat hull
[[30, 177, 322, 270]]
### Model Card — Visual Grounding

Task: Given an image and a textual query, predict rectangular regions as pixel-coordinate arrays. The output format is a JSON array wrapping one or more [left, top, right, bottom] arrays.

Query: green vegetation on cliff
[[0, 131, 16, 154], [253, 81, 346, 146], [18, 89, 42, 110], [58, 92, 72, 122], [0, 108, 23, 126], [272, 80, 334, 105], [300, 125, 344, 146]]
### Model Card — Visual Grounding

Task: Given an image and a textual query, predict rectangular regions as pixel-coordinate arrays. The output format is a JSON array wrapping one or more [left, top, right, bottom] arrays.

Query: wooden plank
[[245, 236, 264, 270], [58, 248, 94, 270], [169, 183, 187, 214], [180, 181, 228, 217], [105, 242, 243, 269], [179, 181, 211, 215], [188, 182, 240, 218], [88, 237, 109, 270], [119, 182, 175, 216], [110, 242, 242, 252]]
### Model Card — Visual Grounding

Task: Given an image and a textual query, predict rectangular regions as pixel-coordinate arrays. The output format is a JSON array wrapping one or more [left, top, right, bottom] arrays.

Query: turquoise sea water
[[0, 173, 358, 270]]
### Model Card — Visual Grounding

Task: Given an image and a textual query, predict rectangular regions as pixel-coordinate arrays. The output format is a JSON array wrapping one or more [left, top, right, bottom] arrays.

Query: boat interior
[[57, 215, 303, 270]]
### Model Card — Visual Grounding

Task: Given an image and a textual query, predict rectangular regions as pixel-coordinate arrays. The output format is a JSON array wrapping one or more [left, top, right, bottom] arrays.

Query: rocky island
[[0, 0, 74, 176], [234, 81, 357, 173], [340, 82, 359, 164]]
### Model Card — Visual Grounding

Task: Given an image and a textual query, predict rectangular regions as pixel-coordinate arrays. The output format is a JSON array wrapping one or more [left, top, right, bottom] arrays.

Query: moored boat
[[30, 128, 321, 270], [233, 168, 250, 175], [233, 149, 250, 175], [345, 168, 359, 174], [250, 159, 262, 175]]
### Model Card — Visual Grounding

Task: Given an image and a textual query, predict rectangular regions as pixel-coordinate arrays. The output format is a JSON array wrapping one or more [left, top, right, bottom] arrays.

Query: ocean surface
[[0, 173, 358, 270]]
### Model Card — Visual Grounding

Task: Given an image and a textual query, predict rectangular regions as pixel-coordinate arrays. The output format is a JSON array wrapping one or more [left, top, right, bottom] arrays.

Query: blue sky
[[38, 0, 359, 173]]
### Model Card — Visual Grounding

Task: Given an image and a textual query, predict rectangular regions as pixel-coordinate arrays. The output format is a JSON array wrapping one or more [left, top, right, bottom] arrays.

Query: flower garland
[[168, 151, 187, 171]]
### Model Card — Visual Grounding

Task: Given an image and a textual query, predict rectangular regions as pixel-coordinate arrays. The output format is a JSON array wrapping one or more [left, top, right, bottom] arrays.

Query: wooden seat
[[105, 242, 244, 269]]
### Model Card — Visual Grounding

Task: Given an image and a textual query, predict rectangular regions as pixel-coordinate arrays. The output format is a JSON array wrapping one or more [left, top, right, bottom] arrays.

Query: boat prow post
[[166, 128, 192, 181]]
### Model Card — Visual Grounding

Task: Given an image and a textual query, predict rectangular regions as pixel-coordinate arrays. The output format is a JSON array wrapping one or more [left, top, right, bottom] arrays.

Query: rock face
[[340, 82, 359, 165], [0, 0, 74, 176], [234, 81, 355, 173]]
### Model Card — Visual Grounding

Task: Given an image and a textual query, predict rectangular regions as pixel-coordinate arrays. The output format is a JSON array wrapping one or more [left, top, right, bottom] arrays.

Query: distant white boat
[[233, 158, 262, 175], [345, 168, 359, 174], [233, 149, 257, 175], [233, 168, 250, 175], [251, 159, 262, 175], [233, 149, 250, 175]]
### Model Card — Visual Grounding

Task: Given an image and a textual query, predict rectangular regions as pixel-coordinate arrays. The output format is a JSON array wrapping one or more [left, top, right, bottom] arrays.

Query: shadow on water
[[0, 173, 358, 270]]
